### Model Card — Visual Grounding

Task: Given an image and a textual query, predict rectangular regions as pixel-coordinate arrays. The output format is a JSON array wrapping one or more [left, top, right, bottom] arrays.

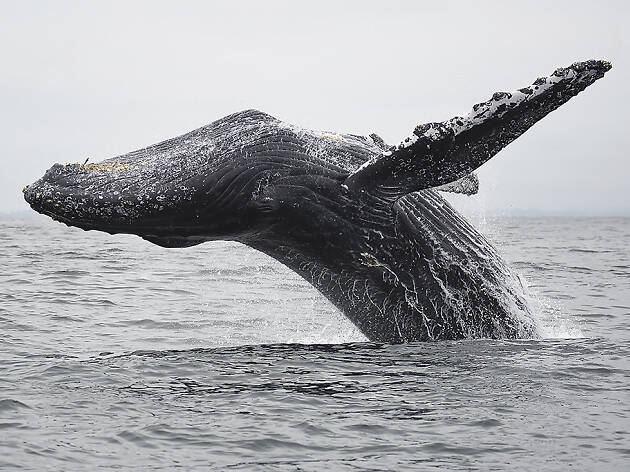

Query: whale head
[[23, 110, 332, 247]]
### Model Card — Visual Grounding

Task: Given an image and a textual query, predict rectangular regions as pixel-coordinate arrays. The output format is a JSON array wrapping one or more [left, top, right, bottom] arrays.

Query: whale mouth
[[23, 161, 212, 246]]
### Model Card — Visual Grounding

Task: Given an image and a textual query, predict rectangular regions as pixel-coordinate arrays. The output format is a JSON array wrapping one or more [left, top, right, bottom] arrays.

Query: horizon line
[[3, 209, 630, 219]]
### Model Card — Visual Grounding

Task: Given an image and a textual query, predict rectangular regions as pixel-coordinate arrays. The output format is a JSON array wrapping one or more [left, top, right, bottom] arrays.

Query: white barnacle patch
[[320, 133, 344, 142], [361, 252, 381, 267], [400, 132, 419, 149], [422, 125, 442, 140], [77, 161, 139, 172], [360, 252, 400, 286]]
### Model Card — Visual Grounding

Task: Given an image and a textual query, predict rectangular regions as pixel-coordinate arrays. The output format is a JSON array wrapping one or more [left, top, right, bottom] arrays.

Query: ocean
[[1, 215, 628, 471]]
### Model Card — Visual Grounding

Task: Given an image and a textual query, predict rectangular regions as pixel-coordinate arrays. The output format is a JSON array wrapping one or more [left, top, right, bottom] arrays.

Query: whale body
[[24, 60, 611, 343]]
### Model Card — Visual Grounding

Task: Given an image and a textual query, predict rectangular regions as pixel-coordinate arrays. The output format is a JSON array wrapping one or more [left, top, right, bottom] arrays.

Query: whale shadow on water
[[24, 60, 611, 343]]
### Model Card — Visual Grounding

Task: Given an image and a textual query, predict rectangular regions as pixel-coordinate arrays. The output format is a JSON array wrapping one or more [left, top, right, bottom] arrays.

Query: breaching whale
[[24, 60, 611, 343]]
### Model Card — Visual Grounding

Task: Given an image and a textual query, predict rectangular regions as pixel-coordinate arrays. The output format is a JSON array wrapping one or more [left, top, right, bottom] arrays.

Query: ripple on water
[[0, 399, 31, 412], [1, 217, 630, 471]]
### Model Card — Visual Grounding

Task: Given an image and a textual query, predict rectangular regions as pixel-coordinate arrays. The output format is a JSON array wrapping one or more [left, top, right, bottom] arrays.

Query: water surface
[[1, 216, 629, 470]]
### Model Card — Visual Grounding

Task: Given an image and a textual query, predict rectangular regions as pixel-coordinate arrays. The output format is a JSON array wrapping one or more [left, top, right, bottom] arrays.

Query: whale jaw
[[22, 160, 262, 247]]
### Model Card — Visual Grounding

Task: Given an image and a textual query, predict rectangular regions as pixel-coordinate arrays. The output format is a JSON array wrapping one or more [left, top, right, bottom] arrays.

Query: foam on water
[[520, 277, 585, 339]]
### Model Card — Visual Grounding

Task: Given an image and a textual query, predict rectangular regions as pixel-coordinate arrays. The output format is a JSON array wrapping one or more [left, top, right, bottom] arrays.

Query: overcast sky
[[1, 0, 628, 215]]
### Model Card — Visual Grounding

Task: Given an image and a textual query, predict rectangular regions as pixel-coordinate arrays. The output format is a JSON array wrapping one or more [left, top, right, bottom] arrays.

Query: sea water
[[1, 215, 628, 471]]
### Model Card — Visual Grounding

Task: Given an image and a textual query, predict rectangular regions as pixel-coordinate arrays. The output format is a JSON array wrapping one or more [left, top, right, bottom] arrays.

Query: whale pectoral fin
[[435, 172, 479, 196], [345, 60, 611, 198]]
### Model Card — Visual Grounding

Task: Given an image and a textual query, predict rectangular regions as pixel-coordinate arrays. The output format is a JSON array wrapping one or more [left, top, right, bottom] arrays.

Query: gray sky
[[1, 0, 628, 215]]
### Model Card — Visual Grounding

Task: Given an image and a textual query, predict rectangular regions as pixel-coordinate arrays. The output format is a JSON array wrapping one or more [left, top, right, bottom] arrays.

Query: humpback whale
[[24, 60, 611, 343]]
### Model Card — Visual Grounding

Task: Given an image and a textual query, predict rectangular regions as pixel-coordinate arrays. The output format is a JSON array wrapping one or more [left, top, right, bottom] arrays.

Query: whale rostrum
[[24, 60, 611, 343]]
